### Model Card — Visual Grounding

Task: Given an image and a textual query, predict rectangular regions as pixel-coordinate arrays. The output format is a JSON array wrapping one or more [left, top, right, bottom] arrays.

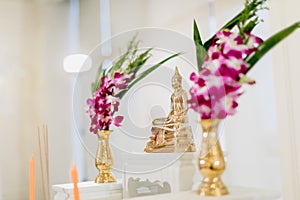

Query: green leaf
[[203, 0, 265, 49], [193, 20, 203, 46], [118, 52, 182, 99], [193, 20, 207, 70], [125, 48, 152, 74], [107, 52, 128, 75], [107, 36, 139, 75], [245, 21, 300, 73], [195, 44, 207, 71]]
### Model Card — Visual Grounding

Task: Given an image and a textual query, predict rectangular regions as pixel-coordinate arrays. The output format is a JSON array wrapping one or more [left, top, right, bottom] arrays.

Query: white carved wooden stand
[[52, 180, 122, 200], [52, 153, 281, 200]]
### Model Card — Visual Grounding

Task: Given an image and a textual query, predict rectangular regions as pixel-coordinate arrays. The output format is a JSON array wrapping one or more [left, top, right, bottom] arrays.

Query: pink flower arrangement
[[87, 38, 180, 133], [86, 72, 132, 133], [189, 0, 299, 120], [189, 30, 263, 119]]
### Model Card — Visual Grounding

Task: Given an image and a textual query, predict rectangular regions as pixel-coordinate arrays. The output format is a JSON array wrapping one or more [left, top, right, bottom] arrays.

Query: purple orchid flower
[[87, 72, 133, 133], [189, 30, 263, 119]]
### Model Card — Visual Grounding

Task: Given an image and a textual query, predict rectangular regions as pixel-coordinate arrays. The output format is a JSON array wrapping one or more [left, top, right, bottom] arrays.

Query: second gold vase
[[198, 119, 228, 196]]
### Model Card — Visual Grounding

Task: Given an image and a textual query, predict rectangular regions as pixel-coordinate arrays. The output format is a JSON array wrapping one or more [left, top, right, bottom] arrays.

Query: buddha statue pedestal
[[52, 180, 123, 200], [144, 67, 195, 153], [146, 123, 195, 153]]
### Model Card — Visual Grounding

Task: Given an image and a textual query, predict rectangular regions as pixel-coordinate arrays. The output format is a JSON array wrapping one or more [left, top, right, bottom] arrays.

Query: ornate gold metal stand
[[95, 130, 116, 183], [198, 119, 229, 196]]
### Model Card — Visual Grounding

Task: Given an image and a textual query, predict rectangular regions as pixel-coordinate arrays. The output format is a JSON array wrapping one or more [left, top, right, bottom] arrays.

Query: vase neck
[[200, 119, 221, 133], [97, 130, 112, 139]]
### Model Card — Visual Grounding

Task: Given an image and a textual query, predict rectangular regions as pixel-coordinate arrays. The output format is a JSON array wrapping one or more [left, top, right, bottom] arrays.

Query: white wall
[[0, 1, 48, 199], [269, 0, 300, 199]]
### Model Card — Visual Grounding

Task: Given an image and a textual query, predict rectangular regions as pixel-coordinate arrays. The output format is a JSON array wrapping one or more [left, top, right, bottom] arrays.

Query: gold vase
[[198, 119, 229, 196], [95, 130, 116, 183]]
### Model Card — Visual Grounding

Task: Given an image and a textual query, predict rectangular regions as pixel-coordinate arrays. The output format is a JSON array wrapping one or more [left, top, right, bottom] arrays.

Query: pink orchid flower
[[87, 72, 133, 133], [189, 30, 262, 119]]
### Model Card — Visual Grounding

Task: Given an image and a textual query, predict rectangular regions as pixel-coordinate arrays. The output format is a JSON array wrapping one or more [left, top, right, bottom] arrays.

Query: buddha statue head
[[172, 67, 182, 90]]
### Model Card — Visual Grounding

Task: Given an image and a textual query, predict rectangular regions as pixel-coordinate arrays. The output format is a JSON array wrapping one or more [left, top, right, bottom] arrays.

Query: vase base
[[198, 178, 229, 196], [95, 172, 116, 184], [144, 144, 196, 153]]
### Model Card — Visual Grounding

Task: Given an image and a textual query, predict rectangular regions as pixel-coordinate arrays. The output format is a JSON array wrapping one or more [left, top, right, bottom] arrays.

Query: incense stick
[[29, 155, 35, 200], [45, 125, 50, 200], [37, 127, 46, 200], [37, 124, 50, 200]]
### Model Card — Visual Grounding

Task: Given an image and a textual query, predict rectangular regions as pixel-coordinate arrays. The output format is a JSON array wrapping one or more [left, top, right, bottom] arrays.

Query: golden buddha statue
[[144, 67, 196, 153]]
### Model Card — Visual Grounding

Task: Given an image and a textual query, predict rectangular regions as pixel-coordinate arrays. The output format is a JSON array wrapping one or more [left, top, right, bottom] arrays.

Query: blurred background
[[0, 0, 299, 199]]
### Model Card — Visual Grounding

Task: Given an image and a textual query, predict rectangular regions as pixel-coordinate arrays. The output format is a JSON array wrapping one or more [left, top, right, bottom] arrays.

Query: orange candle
[[71, 163, 80, 200], [29, 155, 35, 200]]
